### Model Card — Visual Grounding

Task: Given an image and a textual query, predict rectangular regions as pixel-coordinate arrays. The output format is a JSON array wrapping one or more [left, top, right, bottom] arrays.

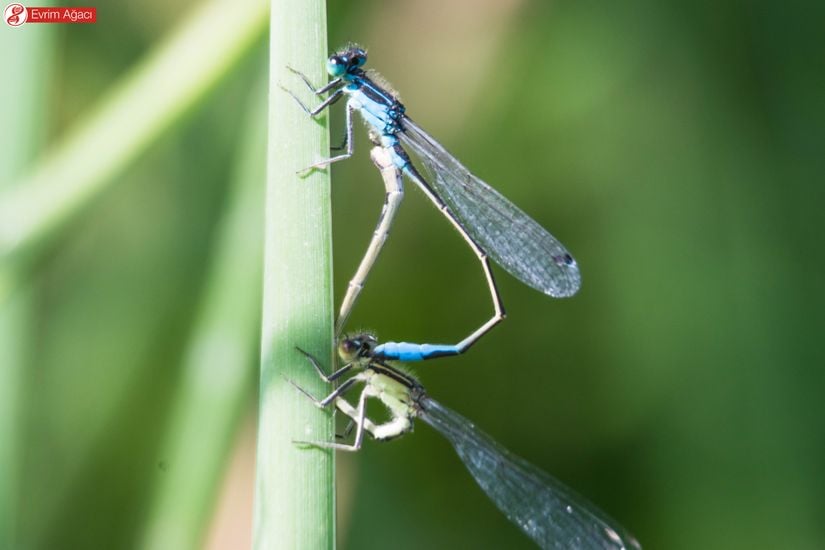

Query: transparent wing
[[418, 396, 641, 550], [399, 118, 581, 298]]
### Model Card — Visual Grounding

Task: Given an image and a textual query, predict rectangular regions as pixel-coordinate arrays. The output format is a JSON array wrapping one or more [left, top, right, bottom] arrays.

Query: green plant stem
[[0, 0, 268, 271], [138, 71, 267, 550], [252, 0, 334, 548], [0, 20, 53, 549]]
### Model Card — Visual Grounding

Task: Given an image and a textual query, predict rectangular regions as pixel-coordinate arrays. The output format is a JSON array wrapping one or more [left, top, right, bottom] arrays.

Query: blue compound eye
[[327, 56, 346, 77], [353, 53, 367, 67]]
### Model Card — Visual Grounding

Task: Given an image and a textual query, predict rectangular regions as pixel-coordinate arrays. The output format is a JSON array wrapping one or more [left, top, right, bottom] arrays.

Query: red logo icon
[[4, 3, 27, 26]]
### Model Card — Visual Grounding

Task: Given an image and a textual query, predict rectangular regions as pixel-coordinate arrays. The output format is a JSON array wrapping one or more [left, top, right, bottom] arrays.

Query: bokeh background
[[2, 0, 825, 548]]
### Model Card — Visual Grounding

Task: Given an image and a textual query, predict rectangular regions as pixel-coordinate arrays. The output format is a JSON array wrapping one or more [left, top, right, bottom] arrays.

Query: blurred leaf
[[138, 67, 266, 550], [0, 0, 267, 271]]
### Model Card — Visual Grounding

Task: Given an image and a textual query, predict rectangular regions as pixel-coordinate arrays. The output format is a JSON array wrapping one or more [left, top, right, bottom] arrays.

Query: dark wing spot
[[553, 253, 575, 267]]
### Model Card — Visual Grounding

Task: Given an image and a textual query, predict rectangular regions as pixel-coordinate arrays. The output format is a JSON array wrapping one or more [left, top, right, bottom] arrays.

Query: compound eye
[[353, 53, 367, 67], [327, 56, 346, 77], [337, 338, 357, 359]]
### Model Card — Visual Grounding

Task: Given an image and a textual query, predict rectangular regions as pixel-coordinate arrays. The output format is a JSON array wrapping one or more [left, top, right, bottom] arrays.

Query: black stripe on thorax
[[353, 71, 403, 110], [369, 361, 419, 390]]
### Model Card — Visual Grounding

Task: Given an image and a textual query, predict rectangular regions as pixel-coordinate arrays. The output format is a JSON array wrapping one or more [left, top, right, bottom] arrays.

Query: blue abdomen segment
[[374, 341, 460, 362]]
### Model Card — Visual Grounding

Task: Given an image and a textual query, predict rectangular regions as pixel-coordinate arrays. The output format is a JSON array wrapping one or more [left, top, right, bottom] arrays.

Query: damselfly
[[284, 45, 581, 361], [289, 335, 641, 550]]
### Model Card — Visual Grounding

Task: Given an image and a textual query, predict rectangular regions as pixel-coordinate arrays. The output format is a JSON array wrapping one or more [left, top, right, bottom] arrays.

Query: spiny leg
[[330, 127, 349, 151], [334, 418, 356, 440], [294, 387, 371, 452], [281, 85, 344, 117], [291, 347, 362, 440], [285, 66, 342, 95], [286, 375, 360, 409], [280, 69, 350, 156], [280, 66, 355, 173], [335, 396, 378, 435], [335, 394, 411, 442], [295, 346, 353, 383], [298, 102, 355, 174]]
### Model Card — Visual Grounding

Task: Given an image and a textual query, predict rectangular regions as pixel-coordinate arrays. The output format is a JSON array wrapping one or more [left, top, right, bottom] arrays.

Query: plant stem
[[252, 0, 334, 549], [0, 20, 53, 549]]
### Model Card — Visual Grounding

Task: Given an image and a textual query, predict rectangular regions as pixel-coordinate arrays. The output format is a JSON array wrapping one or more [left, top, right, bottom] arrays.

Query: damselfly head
[[327, 45, 368, 77], [338, 333, 377, 363]]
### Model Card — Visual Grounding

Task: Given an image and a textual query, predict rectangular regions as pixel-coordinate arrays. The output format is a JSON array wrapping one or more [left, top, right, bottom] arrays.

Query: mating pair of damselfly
[[283, 45, 640, 550]]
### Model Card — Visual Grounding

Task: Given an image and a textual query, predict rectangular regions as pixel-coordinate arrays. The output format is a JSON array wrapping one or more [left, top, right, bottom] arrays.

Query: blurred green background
[[3, 0, 825, 548]]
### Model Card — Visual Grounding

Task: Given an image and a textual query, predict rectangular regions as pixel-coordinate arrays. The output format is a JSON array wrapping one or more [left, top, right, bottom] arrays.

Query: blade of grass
[[138, 68, 267, 550], [0, 287, 31, 550], [0, 0, 268, 273], [0, 20, 54, 549], [252, 0, 334, 548]]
